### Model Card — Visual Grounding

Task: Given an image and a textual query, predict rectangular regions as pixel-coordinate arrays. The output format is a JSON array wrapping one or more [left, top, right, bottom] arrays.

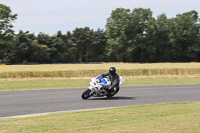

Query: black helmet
[[109, 67, 116, 75]]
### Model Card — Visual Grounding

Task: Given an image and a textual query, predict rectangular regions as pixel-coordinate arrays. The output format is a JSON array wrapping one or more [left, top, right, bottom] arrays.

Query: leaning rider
[[97, 67, 120, 92]]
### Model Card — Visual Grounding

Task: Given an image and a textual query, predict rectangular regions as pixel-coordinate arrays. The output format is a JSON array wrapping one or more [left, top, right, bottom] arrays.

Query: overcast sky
[[1, 0, 200, 35]]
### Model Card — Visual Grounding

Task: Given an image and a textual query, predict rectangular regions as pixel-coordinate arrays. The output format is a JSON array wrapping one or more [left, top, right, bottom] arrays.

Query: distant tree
[[11, 31, 35, 63], [106, 8, 153, 62], [146, 14, 170, 62], [63, 31, 77, 62], [168, 10, 200, 62], [106, 8, 131, 62], [129, 8, 153, 62], [72, 27, 96, 62], [49, 35, 67, 62], [0, 4, 17, 62], [56, 31, 63, 38], [29, 40, 50, 63], [37, 32, 52, 46], [93, 29, 107, 62]]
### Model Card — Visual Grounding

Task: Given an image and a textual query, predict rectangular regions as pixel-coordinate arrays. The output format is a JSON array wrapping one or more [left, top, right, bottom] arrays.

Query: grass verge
[[0, 102, 200, 133], [0, 76, 200, 91]]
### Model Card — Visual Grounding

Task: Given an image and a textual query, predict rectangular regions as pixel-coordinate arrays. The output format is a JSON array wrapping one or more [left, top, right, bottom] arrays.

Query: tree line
[[0, 3, 200, 64]]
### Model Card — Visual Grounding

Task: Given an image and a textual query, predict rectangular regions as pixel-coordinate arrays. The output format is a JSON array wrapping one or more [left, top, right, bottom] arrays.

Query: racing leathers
[[101, 72, 120, 92]]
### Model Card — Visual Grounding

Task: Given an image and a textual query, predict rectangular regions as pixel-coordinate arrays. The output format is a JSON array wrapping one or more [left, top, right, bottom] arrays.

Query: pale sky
[[1, 0, 200, 35]]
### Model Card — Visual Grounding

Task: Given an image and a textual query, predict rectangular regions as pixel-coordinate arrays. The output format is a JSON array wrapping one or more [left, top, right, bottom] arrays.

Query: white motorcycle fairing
[[81, 76, 125, 99]]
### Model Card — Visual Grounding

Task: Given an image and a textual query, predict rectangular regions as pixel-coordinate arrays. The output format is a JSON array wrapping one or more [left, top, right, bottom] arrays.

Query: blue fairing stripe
[[101, 78, 107, 84]]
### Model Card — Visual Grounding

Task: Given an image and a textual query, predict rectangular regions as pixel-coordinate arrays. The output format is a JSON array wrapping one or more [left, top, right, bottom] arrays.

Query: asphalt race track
[[0, 84, 200, 118]]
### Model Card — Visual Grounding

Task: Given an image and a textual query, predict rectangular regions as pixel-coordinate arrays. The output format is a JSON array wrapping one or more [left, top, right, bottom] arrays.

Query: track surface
[[0, 84, 200, 118]]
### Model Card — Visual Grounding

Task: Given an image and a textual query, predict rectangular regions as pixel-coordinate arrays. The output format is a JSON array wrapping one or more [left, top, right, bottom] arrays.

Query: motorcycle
[[81, 75, 125, 99]]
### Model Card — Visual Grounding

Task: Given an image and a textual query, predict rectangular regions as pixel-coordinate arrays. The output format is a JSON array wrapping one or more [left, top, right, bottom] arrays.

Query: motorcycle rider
[[100, 67, 120, 93]]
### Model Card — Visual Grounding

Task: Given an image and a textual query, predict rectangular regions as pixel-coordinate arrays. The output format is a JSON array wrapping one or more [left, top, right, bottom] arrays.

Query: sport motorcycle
[[81, 75, 125, 99]]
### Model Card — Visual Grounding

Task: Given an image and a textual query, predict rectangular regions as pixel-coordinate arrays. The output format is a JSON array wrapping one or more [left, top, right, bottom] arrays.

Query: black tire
[[81, 89, 91, 100], [106, 86, 120, 98]]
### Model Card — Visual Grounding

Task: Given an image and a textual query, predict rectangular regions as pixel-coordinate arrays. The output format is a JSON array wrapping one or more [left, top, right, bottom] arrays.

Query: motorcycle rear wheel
[[81, 89, 91, 99], [106, 86, 120, 98]]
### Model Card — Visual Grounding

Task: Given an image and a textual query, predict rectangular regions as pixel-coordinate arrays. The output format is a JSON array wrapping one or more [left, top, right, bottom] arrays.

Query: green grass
[[0, 78, 89, 91], [0, 77, 199, 91], [1, 102, 200, 133]]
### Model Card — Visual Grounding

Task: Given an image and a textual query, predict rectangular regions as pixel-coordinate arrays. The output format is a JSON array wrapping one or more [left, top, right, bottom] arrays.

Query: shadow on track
[[89, 96, 136, 100]]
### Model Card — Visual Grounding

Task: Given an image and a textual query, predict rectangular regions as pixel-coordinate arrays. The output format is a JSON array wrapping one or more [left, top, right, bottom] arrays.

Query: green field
[[0, 63, 199, 91], [1, 102, 200, 133], [0, 63, 199, 132], [0, 63, 200, 78]]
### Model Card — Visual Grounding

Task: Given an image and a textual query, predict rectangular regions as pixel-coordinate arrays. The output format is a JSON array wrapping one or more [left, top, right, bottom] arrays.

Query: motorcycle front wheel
[[81, 89, 91, 100]]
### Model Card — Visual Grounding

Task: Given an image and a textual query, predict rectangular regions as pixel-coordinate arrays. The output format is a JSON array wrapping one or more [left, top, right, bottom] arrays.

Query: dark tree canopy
[[0, 4, 200, 63], [0, 4, 17, 61]]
